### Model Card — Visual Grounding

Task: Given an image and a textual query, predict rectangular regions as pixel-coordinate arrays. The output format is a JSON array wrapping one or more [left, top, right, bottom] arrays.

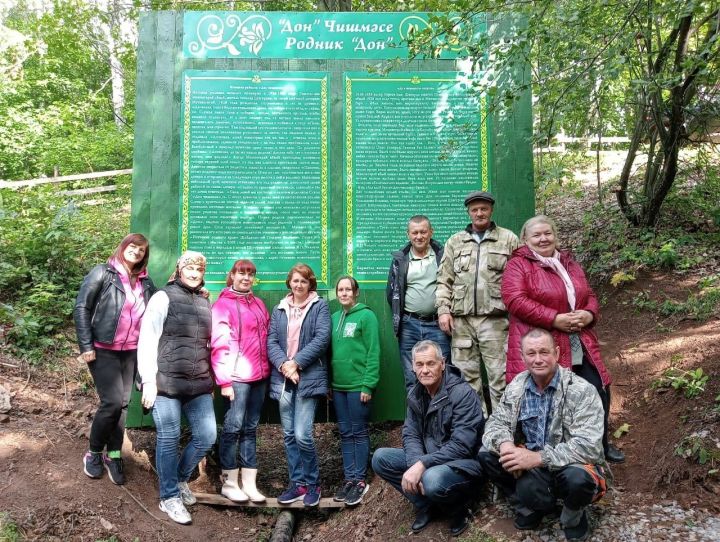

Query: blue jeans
[[278, 388, 320, 487], [333, 391, 371, 481], [219, 380, 267, 470], [398, 314, 452, 391], [152, 393, 217, 500], [371, 448, 477, 512]]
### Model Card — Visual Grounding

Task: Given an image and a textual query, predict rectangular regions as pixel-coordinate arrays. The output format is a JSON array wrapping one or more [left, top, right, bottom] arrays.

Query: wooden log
[[193, 492, 345, 509], [269, 511, 295, 542]]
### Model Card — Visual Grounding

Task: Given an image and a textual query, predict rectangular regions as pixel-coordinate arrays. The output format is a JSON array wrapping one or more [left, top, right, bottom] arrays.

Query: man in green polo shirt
[[387, 215, 451, 391]]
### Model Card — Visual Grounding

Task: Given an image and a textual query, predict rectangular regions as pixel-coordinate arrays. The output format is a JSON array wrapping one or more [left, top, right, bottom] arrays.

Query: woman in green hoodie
[[331, 276, 380, 506]]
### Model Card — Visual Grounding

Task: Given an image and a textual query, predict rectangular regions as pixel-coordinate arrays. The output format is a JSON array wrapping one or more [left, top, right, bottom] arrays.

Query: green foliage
[[610, 271, 635, 287], [631, 277, 720, 321], [574, 152, 720, 282], [411, 1, 720, 226], [0, 181, 130, 363], [674, 431, 720, 468], [534, 150, 589, 212], [653, 366, 710, 399], [0, 512, 20, 542], [613, 423, 630, 439], [0, 1, 133, 180]]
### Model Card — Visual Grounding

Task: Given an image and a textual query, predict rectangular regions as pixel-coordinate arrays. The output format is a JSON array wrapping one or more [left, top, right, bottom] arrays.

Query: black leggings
[[87, 348, 136, 453], [572, 356, 610, 454]]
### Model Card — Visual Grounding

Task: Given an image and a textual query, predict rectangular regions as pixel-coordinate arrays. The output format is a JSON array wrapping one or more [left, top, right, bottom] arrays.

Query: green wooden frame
[[128, 11, 534, 427]]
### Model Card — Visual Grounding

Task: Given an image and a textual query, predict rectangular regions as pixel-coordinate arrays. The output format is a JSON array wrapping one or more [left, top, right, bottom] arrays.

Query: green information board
[[179, 70, 330, 288], [344, 71, 491, 285], [129, 10, 534, 424]]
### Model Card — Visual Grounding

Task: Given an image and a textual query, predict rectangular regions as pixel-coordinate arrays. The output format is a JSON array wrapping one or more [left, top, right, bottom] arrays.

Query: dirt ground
[[1, 267, 718, 541]]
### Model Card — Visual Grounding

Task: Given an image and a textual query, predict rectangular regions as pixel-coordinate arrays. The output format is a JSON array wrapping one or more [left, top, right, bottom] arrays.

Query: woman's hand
[[572, 310, 594, 328], [78, 350, 96, 363], [281, 360, 300, 384], [141, 382, 157, 409], [221, 386, 235, 401], [552, 312, 576, 333], [360, 392, 372, 403]]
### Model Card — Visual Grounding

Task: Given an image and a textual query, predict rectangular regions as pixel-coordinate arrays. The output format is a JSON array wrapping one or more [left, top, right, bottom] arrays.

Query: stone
[[0, 384, 11, 413], [0, 414, 9, 423]]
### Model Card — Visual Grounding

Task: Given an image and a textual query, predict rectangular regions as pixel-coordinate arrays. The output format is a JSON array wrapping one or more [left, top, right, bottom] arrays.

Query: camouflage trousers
[[451, 315, 509, 416]]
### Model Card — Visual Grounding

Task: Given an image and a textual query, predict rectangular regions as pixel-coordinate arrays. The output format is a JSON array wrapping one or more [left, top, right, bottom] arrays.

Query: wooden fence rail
[[0, 168, 132, 189]]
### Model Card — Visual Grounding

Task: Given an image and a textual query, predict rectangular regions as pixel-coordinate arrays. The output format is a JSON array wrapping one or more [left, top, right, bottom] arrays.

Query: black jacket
[[74, 263, 156, 353], [386, 240, 444, 336], [402, 364, 485, 477], [156, 280, 214, 397]]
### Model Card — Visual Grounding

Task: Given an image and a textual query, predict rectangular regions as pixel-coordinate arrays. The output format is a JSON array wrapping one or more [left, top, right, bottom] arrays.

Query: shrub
[[0, 182, 129, 363]]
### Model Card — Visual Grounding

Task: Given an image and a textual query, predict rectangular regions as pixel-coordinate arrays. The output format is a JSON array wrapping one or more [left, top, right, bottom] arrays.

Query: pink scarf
[[285, 291, 318, 360], [533, 250, 576, 310]]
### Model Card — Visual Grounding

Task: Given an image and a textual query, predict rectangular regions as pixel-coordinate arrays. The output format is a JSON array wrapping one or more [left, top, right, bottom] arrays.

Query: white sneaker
[[177, 481, 197, 506], [159, 496, 192, 525]]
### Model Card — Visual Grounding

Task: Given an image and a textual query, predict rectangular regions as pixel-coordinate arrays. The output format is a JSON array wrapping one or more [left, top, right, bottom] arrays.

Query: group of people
[[74, 189, 621, 540], [74, 245, 379, 524], [379, 190, 620, 540]]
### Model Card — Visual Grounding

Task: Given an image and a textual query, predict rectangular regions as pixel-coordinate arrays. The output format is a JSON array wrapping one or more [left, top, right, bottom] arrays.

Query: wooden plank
[[126, 11, 159, 431], [148, 12, 178, 283], [0, 169, 132, 189], [488, 13, 535, 234], [194, 493, 346, 509], [130, 11, 157, 237], [60, 185, 117, 196], [166, 10, 184, 259]]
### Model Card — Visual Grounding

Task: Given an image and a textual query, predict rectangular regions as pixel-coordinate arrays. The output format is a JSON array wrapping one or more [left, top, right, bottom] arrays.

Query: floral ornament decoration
[[188, 14, 273, 57]]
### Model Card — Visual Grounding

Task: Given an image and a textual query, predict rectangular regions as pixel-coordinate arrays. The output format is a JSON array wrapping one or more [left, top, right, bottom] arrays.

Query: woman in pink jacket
[[211, 259, 270, 502], [74, 233, 156, 485], [501, 215, 624, 464]]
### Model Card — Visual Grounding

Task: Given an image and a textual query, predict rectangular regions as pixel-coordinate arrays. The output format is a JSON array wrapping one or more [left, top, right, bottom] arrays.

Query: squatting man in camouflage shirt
[[478, 328, 608, 542]]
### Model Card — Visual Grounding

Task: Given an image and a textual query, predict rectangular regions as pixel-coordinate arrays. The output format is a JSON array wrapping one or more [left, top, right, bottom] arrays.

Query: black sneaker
[[333, 480, 354, 502], [83, 451, 104, 479], [104, 456, 126, 485], [563, 510, 590, 541], [344, 481, 369, 506]]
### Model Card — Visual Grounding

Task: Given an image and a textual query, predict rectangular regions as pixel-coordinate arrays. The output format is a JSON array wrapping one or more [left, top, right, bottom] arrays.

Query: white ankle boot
[[241, 468, 266, 502], [221, 469, 248, 502]]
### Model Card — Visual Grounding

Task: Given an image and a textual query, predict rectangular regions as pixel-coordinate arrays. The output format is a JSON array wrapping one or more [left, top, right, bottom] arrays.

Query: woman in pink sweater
[[73, 233, 156, 485], [211, 259, 270, 502]]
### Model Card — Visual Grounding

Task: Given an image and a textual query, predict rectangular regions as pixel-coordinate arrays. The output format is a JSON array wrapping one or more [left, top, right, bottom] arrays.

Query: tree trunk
[[317, 0, 352, 11], [98, 0, 125, 128], [616, 105, 646, 226]]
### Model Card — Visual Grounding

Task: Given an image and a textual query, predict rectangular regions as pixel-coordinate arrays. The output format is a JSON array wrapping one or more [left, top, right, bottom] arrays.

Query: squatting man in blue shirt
[[479, 327, 608, 542], [372, 339, 484, 537]]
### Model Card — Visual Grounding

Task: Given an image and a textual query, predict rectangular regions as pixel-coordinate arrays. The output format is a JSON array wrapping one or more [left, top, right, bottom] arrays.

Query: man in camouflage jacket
[[479, 328, 607, 542], [436, 191, 519, 415]]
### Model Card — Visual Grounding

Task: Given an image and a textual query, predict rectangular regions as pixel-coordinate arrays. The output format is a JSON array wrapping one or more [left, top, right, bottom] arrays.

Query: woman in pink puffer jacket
[[211, 259, 270, 503]]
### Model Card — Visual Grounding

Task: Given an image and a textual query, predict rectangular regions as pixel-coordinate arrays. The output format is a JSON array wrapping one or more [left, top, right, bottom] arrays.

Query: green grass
[[0, 513, 20, 542]]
